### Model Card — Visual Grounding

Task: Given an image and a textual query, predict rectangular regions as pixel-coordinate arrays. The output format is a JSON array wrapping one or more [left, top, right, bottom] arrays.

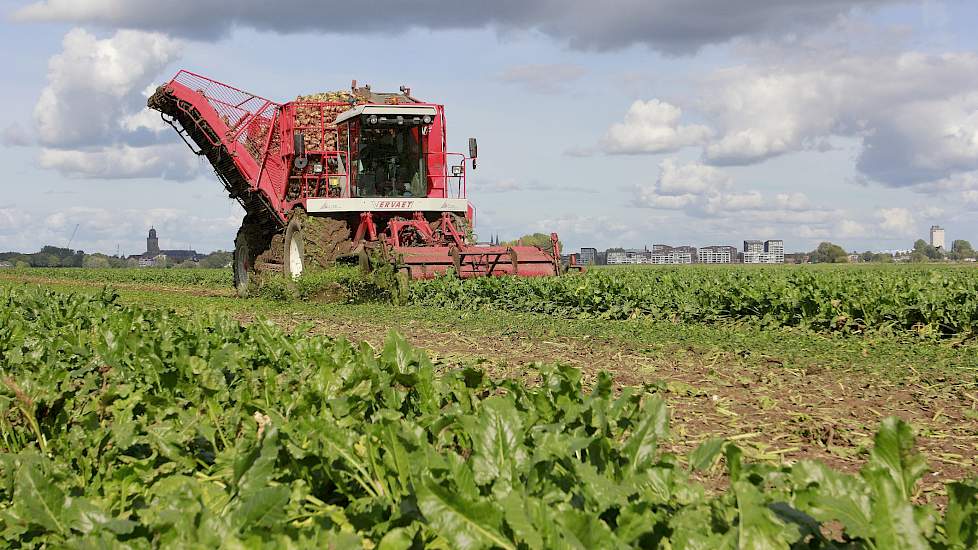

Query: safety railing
[[298, 150, 351, 198], [168, 70, 281, 165]]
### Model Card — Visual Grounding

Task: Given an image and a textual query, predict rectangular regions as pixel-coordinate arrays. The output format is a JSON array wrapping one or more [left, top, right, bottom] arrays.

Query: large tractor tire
[[233, 215, 272, 297]]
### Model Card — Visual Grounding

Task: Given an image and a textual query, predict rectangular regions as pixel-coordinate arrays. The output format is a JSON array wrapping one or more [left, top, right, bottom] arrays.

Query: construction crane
[[66, 223, 79, 250], [148, 70, 569, 296]]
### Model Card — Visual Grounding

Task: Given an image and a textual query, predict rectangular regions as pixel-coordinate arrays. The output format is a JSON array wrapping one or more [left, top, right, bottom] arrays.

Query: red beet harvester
[[147, 70, 565, 295]]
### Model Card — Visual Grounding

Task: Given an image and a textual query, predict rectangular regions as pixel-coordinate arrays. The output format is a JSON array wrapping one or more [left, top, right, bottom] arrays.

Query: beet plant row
[[410, 265, 978, 336], [1, 287, 976, 548]]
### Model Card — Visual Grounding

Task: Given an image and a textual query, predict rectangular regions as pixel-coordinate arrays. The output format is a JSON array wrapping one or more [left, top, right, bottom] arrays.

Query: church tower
[[146, 228, 160, 255]]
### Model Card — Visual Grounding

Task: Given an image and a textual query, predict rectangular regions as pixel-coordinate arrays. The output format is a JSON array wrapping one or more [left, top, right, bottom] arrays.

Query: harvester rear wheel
[[233, 215, 272, 297]]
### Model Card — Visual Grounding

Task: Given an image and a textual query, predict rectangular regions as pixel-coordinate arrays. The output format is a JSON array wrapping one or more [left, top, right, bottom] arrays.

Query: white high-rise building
[[649, 251, 693, 264], [764, 240, 785, 263], [743, 239, 784, 264], [930, 225, 945, 250]]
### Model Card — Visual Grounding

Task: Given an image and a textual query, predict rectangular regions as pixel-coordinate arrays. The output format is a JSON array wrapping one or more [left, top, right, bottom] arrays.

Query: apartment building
[[606, 249, 650, 264], [743, 239, 785, 263], [649, 244, 696, 264], [698, 245, 736, 263], [579, 247, 598, 265]]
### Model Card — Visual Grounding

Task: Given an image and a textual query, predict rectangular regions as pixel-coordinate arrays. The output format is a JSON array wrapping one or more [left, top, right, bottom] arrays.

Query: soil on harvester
[[302, 216, 353, 269], [252, 215, 352, 272]]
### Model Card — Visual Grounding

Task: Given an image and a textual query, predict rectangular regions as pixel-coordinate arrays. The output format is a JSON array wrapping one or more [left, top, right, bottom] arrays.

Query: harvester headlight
[[367, 115, 379, 125], [422, 115, 432, 124], [396, 115, 404, 125], [451, 165, 463, 177]]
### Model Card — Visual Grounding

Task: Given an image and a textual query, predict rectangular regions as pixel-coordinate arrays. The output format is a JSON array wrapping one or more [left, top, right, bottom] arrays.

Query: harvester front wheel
[[283, 215, 305, 280]]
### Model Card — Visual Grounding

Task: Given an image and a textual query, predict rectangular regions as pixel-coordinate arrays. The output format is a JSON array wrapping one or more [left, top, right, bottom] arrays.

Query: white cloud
[[796, 225, 830, 240], [876, 207, 916, 236], [30, 28, 195, 181], [963, 190, 978, 204], [838, 219, 868, 237], [656, 158, 731, 195], [35, 28, 181, 147], [699, 52, 978, 189], [38, 144, 202, 180], [633, 160, 839, 232], [601, 100, 712, 155], [774, 192, 811, 211], [120, 108, 167, 134], [635, 160, 728, 209], [711, 191, 765, 212], [637, 193, 699, 210], [0, 208, 30, 232], [1, 123, 34, 147]]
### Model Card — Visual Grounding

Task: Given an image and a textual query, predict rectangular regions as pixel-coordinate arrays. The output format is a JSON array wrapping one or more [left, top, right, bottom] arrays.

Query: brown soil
[[255, 233, 285, 268], [253, 213, 351, 273], [302, 215, 353, 268]]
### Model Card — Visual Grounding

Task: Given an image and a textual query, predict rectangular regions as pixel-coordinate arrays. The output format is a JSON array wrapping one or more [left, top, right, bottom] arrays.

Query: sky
[[1, 1, 978, 255]]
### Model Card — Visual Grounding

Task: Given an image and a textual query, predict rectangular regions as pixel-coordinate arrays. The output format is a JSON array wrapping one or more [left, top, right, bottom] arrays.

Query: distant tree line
[[809, 239, 975, 264], [0, 246, 233, 269], [503, 233, 563, 251]]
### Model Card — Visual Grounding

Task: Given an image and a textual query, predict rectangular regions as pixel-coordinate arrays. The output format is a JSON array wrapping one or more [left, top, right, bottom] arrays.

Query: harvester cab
[[146, 70, 567, 295], [334, 104, 437, 199]]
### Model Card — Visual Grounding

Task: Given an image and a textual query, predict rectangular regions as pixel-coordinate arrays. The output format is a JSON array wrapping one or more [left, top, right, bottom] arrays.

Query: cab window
[[351, 124, 426, 198]]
